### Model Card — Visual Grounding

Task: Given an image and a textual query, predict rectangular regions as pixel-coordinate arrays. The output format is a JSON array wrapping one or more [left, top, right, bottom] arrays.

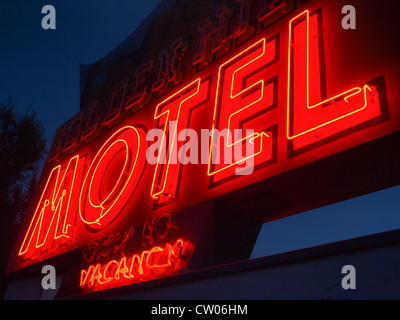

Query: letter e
[[41, 265, 56, 290], [341, 265, 356, 290], [41, 5, 56, 30]]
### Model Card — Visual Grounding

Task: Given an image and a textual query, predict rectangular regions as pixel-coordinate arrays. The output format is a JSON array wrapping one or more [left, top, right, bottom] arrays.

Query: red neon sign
[[208, 36, 278, 182], [151, 78, 210, 204], [80, 238, 189, 291], [79, 126, 146, 230], [18, 155, 85, 258], [11, 5, 391, 280], [287, 10, 381, 152]]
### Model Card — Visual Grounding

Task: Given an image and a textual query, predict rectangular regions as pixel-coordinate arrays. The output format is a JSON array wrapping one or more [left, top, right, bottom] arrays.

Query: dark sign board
[[7, 0, 400, 297]]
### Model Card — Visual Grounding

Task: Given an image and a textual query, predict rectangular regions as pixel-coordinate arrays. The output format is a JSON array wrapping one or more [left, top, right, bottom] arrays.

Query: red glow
[[79, 238, 189, 291], [10, 3, 392, 278], [151, 38, 183, 93], [18, 155, 84, 257], [79, 126, 145, 231], [208, 37, 277, 181], [83, 227, 135, 263], [287, 10, 381, 151], [151, 78, 209, 204]]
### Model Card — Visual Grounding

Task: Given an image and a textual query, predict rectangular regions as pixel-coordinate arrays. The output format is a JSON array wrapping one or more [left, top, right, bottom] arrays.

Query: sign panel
[[7, 0, 400, 296]]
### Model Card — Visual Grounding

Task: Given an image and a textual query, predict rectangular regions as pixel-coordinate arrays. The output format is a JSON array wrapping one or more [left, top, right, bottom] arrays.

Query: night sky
[[1, 0, 399, 261]]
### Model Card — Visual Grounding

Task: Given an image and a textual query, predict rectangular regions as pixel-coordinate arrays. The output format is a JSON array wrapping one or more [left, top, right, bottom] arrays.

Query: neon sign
[[79, 126, 146, 230], [79, 214, 190, 293], [9, 1, 395, 296], [208, 36, 277, 183], [286, 9, 380, 153], [80, 238, 189, 292], [151, 78, 210, 204], [18, 155, 85, 258], [83, 227, 135, 263], [15, 6, 387, 260]]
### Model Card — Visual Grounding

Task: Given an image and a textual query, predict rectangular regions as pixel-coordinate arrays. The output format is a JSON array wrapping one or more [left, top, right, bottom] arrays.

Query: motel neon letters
[[79, 126, 146, 230], [19, 10, 381, 259], [287, 10, 378, 151], [18, 155, 82, 256]]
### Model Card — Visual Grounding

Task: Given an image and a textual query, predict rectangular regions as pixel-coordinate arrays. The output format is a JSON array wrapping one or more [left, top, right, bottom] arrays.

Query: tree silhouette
[[0, 100, 46, 297]]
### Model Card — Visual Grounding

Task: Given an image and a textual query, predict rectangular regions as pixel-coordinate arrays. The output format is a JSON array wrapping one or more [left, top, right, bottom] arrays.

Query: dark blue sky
[[1, 0, 399, 260], [0, 0, 161, 144]]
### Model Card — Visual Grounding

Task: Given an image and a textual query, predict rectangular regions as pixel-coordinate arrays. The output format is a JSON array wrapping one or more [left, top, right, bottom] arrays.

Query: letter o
[[79, 126, 145, 231]]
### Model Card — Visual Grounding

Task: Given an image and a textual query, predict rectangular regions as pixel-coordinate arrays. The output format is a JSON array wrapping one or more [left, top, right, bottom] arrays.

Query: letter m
[[19, 155, 81, 257]]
